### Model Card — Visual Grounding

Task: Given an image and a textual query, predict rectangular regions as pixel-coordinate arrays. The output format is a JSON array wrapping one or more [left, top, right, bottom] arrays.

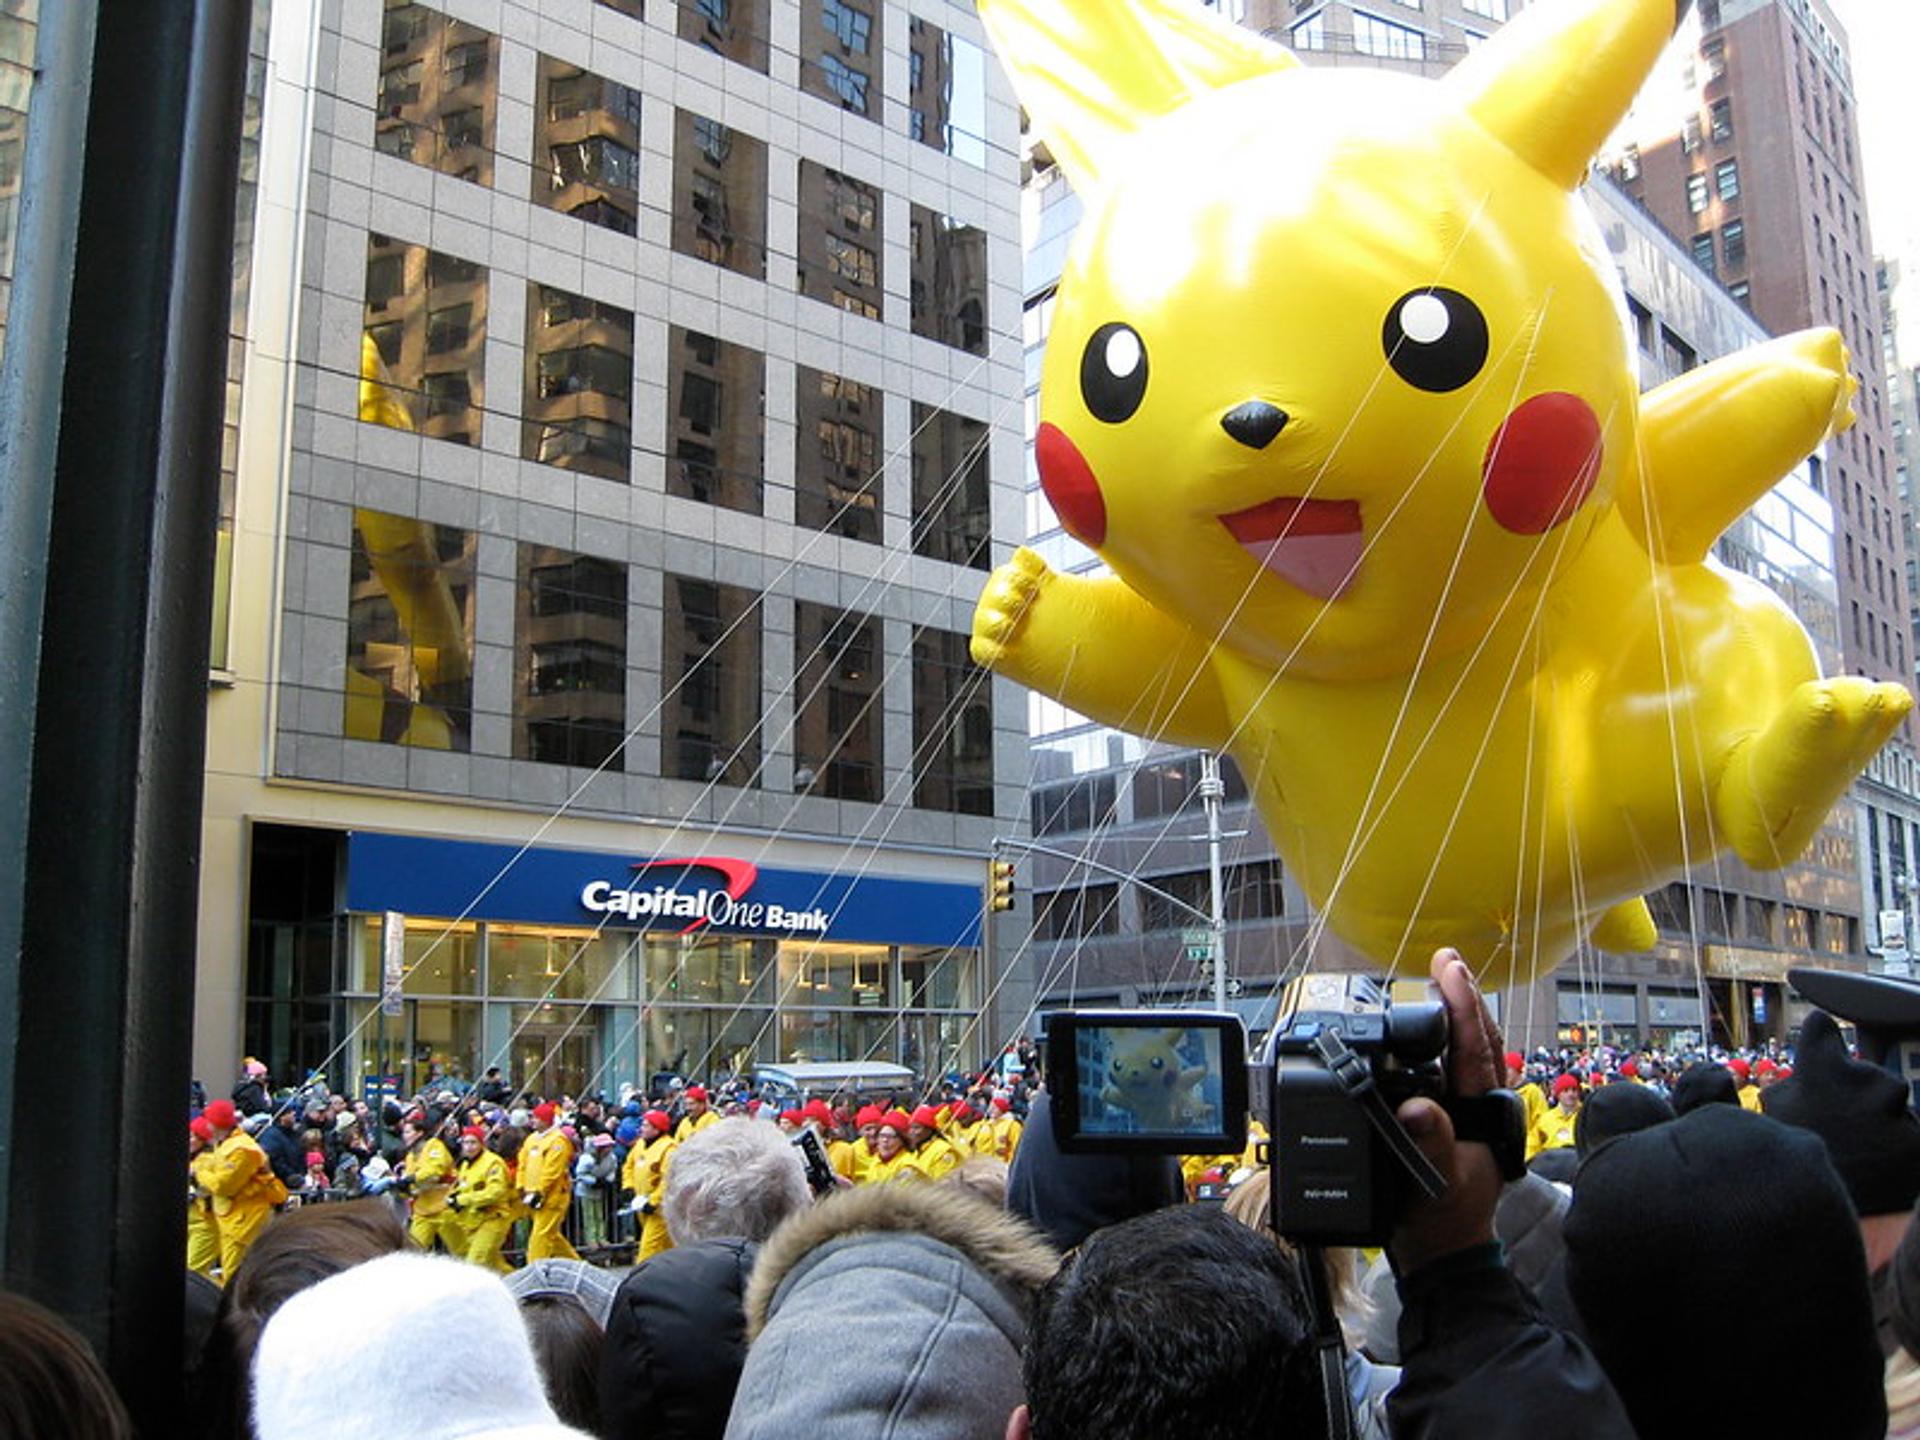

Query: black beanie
[[1574, 1082, 1675, 1158], [1763, 1009, 1920, 1217], [1565, 1107, 1884, 1440], [1670, 1062, 1738, 1115]]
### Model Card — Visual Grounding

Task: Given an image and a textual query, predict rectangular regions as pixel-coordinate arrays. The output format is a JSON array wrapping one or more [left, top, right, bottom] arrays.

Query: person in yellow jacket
[[865, 1112, 930, 1183], [851, 1104, 886, 1183], [907, 1105, 961, 1179], [187, 1115, 222, 1282], [675, 1085, 720, 1142], [518, 1102, 580, 1262], [201, 1100, 285, 1281], [1526, 1073, 1584, 1159], [1730, 1058, 1764, 1112], [623, 1110, 678, 1262], [944, 1103, 988, 1157], [398, 1114, 466, 1258], [1507, 1052, 1549, 1135], [988, 1097, 1023, 1162], [447, 1126, 514, 1273]]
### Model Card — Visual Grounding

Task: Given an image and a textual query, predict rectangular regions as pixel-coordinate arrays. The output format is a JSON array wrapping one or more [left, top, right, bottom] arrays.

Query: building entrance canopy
[[345, 831, 985, 948]]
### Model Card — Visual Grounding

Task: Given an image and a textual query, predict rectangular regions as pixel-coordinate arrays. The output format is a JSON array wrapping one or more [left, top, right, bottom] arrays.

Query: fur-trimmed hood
[[743, 1178, 1058, 1339], [724, 1184, 1060, 1440]]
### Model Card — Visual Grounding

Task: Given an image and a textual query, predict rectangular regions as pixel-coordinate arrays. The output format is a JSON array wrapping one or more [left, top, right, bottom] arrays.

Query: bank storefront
[[247, 827, 988, 1099]]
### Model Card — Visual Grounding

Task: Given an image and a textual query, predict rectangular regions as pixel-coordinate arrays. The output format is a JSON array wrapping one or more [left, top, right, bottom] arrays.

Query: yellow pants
[[461, 1216, 512, 1273], [638, 1213, 673, 1263], [187, 1206, 221, 1282], [526, 1198, 579, 1262], [409, 1209, 468, 1258], [218, 1202, 273, 1282]]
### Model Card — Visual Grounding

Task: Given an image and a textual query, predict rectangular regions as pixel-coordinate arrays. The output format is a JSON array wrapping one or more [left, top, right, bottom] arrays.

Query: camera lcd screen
[[1045, 1011, 1248, 1154]]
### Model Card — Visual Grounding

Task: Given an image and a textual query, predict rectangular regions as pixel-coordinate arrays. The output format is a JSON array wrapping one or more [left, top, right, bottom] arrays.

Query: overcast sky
[[1830, 0, 1920, 347]]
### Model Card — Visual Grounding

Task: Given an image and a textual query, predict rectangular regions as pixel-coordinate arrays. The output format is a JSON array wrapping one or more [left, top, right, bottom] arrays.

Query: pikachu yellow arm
[[971, 548, 1231, 750], [1625, 328, 1857, 564]]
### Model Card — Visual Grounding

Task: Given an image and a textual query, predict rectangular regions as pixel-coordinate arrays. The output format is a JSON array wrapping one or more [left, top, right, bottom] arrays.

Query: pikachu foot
[[1591, 896, 1656, 953], [1716, 677, 1912, 868]]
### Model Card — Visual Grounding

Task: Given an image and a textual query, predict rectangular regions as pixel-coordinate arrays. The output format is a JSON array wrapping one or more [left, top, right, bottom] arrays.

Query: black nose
[[1221, 400, 1289, 449]]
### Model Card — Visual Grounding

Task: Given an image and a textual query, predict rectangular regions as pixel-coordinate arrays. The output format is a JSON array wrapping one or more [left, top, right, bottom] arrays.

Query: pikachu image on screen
[[970, 0, 1906, 990]]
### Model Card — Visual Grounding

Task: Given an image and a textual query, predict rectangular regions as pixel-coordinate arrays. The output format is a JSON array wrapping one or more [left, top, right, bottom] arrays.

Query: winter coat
[[232, 1079, 270, 1116], [1386, 1243, 1635, 1439], [724, 1180, 1057, 1440], [259, 1119, 305, 1185], [600, 1239, 757, 1440]]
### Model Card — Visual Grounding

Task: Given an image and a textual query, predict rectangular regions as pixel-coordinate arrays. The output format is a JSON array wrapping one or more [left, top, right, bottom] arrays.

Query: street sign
[[1182, 927, 1212, 962]]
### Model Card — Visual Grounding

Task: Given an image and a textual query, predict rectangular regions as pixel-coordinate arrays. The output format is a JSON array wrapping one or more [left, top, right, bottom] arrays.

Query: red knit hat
[[802, 1099, 834, 1126], [779, 1109, 805, 1126], [1756, 1059, 1778, 1076], [1505, 1052, 1525, 1071], [855, 1104, 884, 1128], [1620, 1061, 1639, 1079], [992, 1097, 1011, 1113], [1727, 1058, 1750, 1081], [533, 1101, 558, 1126], [909, 1105, 940, 1129], [644, 1110, 671, 1134], [880, 1110, 912, 1133], [203, 1100, 237, 1131], [685, 1085, 709, 1102], [1553, 1073, 1583, 1096], [461, 1125, 486, 1141], [189, 1116, 214, 1141], [951, 1104, 976, 1125]]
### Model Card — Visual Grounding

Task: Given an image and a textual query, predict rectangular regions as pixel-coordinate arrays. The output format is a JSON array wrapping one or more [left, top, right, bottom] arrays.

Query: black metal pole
[[0, 0, 249, 1431]]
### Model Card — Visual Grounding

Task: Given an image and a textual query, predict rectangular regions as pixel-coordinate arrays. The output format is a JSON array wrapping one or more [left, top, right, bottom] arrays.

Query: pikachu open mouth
[[1220, 496, 1364, 601]]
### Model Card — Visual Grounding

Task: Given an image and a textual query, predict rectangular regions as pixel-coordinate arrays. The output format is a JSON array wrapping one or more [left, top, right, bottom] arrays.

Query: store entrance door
[[513, 1017, 595, 1102]]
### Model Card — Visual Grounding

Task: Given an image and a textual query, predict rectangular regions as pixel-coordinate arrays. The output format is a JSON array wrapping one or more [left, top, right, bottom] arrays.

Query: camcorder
[[1043, 975, 1525, 1248]]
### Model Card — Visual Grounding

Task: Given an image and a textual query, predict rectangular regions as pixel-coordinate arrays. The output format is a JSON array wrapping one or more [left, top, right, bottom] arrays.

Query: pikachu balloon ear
[[976, 0, 1298, 195], [1445, 0, 1690, 190]]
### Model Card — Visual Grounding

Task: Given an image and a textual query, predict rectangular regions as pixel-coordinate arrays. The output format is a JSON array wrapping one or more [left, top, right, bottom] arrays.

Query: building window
[[344, 512, 476, 751], [533, 58, 641, 237], [909, 203, 989, 355], [797, 161, 883, 319], [522, 283, 633, 484], [911, 402, 992, 571], [1686, 172, 1708, 213], [906, 17, 988, 166], [794, 602, 883, 802], [1715, 157, 1740, 201], [1461, 0, 1505, 17], [1034, 884, 1120, 941], [375, 2, 498, 186], [515, 546, 627, 769], [796, 366, 882, 542], [1682, 114, 1701, 153], [1702, 35, 1726, 81], [912, 626, 993, 815], [663, 575, 762, 787], [1031, 774, 1119, 838], [1617, 144, 1640, 183], [677, 0, 769, 72], [1722, 218, 1746, 270], [361, 234, 487, 448], [1691, 231, 1715, 274], [805, 0, 880, 117], [1660, 325, 1696, 375], [667, 326, 765, 515], [1351, 10, 1427, 62], [671, 107, 768, 280], [1710, 96, 1734, 142], [1289, 10, 1325, 49]]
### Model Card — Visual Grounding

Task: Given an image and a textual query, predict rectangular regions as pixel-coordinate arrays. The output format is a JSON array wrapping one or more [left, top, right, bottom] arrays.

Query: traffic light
[[988, 860, 1017, 912]]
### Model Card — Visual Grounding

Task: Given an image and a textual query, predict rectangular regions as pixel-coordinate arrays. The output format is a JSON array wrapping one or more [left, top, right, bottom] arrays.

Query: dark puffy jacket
[[259, 1119, 305, 1184], [600, 1239, 758, 1440], [1005, 1090, 1182, 1252]]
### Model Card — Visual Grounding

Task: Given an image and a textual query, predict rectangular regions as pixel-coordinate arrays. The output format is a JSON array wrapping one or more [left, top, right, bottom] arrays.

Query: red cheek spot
[[1481, 392, 1603, 536], [1036, 421, 1107, 548]]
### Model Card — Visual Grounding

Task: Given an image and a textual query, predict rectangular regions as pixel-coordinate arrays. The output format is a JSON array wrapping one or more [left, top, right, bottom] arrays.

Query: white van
[[754, 1061, 916, 1109]]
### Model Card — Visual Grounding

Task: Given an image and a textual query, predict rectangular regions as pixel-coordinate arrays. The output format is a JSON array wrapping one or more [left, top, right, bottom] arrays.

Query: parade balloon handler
[[969, 0, 1908, 993]]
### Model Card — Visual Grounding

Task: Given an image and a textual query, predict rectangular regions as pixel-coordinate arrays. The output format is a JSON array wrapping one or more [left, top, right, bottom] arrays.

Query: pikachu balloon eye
[[1382, 288, 1489, 394], [1081, 322, 1150, 423]]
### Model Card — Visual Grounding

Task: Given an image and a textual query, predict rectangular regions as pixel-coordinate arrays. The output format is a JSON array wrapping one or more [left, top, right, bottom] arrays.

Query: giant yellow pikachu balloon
[[971, 0, 1910, 990]]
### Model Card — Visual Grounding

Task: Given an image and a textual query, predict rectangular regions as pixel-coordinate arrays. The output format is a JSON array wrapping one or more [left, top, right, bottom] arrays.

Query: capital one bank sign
[[579, 856, 830, 936]]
